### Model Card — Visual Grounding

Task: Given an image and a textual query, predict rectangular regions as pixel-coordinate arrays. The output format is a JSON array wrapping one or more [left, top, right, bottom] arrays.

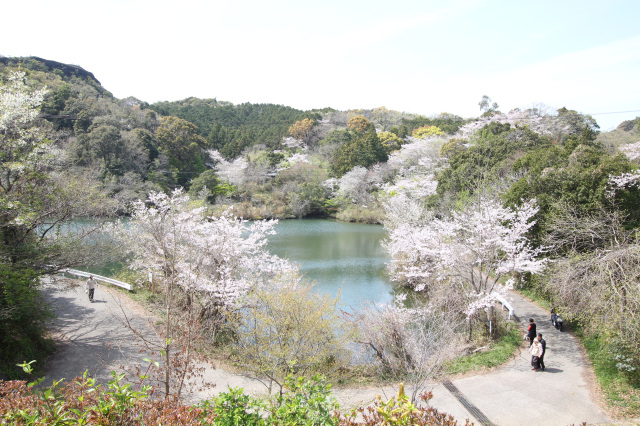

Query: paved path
[[328, 289, 611, 425], [422, 290, 611, 425], [41, 278, 266, 399], [42, 279, 612, 425], [41, 278, 159, 385]]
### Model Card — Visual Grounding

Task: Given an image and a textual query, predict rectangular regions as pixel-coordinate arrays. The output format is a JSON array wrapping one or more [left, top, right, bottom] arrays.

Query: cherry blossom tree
[[378, 137, 445, 229], [383, 176, 438, 202], [456, 106, 598, 143], [1, 71, 114, 266], [282, 136, 305, 149], [208, 149, 248, 187], [607, 170, 640, 193], [118, 188, 294, 314], [334, 166, 371, 205], [276, 152, 310, 171], [385, 197, 547, 337], [619, 141, 640, 161], [381, 128, 547, 334], [1, 71, 116, 375], [1, 71, 50, 230], [385, 136, 445, 178], [113, 189, 296, 396], [381, 193, 434, 231]]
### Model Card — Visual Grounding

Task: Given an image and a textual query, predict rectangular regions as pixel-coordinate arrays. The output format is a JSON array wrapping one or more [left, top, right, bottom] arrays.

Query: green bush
[[0, 267, 53, 379], [0, 371, 467, 425], [269, 375, 339, 425], [579, 332, 640, 418], [202, 387, 264, 425]]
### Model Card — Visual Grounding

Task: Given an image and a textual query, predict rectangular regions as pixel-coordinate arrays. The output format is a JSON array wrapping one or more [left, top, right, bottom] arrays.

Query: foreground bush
[[0, 367, 468, 425], [338, 385, 472, 426], [0, 266, 54, 379]]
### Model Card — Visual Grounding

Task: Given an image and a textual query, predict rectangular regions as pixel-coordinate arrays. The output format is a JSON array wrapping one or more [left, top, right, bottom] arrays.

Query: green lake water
[[266, 219, 395, 309]]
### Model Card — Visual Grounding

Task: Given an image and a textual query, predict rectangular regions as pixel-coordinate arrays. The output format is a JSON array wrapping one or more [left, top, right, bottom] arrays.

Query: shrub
[[233, 282, 352, 394], [339, 385, 468, 425], [0, 367, 466, 425], [0, 267, 54, 379]]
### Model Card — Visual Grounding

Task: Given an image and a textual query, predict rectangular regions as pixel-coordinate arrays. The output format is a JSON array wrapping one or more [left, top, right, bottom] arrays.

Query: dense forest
[[2, 56, 640, 420]]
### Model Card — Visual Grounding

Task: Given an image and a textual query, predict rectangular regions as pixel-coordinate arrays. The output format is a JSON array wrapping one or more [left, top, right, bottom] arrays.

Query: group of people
[[526, 318, 546, 371], [526, 310, 567, 371]]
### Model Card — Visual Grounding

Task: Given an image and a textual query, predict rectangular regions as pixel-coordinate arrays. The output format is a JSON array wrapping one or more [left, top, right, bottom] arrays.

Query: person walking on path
[[537, 333, 546, 371], [555, 314, 563, 332], [527, 318, 537, 346], [529, 336, 543, 371], [86, 275, 98, 302]]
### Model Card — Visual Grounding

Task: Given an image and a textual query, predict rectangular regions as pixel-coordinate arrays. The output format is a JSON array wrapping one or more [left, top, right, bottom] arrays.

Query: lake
[[79, 217, 396, 309], [266, 219, 395, 309]]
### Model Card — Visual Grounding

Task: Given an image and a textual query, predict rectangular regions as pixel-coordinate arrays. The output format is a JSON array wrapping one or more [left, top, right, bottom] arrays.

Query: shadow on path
[[42, 280, 158, 385], [40, 279, 612, 426], [436, 290, 611, 426]]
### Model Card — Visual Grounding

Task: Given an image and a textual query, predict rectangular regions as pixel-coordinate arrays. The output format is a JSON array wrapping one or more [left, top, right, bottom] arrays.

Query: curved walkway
[[419, 290, 611, 425], [42, 279, 611, 425]]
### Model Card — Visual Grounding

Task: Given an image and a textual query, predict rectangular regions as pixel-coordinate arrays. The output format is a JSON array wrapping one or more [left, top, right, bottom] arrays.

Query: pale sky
[[3, 0, 639, 130]]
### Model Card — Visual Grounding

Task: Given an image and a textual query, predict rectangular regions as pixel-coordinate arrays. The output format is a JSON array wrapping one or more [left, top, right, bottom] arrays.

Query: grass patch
[[577, 331, 640, 418], [126, 285, 164, 308], [444, 325, 521, 375]]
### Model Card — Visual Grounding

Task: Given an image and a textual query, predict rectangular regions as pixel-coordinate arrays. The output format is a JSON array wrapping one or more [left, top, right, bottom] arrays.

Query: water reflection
[[267, 219, 395, 310]]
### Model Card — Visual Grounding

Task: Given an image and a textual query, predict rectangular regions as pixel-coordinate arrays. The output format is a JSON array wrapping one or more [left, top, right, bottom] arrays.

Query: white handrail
[[62, 269, 133, 291], [494, 294, 515, 320]]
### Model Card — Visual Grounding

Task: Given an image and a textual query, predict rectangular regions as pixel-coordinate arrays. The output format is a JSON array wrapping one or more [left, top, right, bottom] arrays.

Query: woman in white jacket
[[529, 337, 543, 371]]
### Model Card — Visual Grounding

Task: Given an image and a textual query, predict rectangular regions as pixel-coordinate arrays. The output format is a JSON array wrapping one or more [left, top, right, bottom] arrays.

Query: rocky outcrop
[[0, 56, 101, 85]]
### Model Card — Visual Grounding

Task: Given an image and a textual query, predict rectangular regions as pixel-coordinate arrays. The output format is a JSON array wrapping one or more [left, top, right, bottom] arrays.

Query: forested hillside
[[2, 56, 640, 416], [0, 57, 457, 211], [149, 98, 321, 158]]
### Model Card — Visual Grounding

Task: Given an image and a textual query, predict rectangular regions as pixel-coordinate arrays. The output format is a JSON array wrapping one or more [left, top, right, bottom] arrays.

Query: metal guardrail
[[62, 269, 133, 291], [494, 294, 515, 320]]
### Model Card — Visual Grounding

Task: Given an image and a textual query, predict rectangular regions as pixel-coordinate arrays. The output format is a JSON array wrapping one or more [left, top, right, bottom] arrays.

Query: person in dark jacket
[[537, 333, 546, 371], [527, 318, 537, 346], [556, 314, 563, 331]]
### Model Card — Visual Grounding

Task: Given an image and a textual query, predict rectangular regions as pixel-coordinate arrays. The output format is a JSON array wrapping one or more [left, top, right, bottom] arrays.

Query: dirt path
[[42, 279, 612, 425]]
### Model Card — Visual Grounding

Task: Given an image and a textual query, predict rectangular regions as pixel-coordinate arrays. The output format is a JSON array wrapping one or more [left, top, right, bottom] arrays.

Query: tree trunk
[[164, 278, 172, 398]]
